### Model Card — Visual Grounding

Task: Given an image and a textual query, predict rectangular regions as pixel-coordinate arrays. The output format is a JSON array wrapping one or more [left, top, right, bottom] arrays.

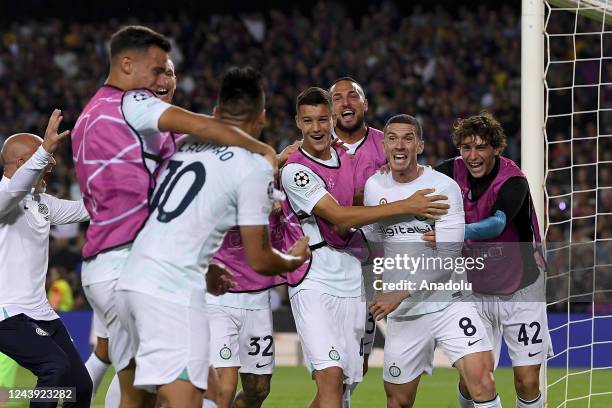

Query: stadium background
[[1, 0, 611, 406]]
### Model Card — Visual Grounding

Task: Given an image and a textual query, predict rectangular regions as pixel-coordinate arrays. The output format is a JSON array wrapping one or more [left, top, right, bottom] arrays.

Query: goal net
[[543, 0, 612, 406]]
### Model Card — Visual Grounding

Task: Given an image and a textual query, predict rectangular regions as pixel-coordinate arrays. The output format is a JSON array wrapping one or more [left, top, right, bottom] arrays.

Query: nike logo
[[255, 361, 272, 368], [528, 351, 542, 357], [468, 339, 482, 346], [363, 342, 372, 347]]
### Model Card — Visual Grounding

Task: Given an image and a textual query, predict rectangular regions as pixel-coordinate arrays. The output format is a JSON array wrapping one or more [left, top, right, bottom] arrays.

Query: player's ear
[[15, 157, 25, 169], [417, 138, 425, 155], [119, 55, 133, 75], [363, 98, 368, 113], [212, 106, 221, 119]]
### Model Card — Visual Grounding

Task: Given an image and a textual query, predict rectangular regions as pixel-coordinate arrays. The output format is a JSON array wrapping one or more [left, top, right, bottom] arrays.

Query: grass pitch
[[9, 366, 612, 407]]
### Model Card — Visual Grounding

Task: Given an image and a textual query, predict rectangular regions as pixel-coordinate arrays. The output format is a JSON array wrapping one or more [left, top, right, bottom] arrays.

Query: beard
[[336, 113, 365, 133]]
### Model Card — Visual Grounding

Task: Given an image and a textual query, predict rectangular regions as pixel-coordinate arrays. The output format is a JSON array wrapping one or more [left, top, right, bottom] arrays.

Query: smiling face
[[330, 80, 368, 133], [296, 104, 334, 159], [459, 135, 501, 178], [128, 45, 169, 92], [384, 123, 423, 178], [156, 59, 176, 103]]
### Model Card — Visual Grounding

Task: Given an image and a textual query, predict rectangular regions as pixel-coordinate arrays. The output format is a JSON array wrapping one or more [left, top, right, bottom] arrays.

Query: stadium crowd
[[0, 1, 606, 310]]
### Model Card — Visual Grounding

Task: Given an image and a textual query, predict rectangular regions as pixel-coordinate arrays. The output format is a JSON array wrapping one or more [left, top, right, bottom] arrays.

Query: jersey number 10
[[150, 159, 207, 223]]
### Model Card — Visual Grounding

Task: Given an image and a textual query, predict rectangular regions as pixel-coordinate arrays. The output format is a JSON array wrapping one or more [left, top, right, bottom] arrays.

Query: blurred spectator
[[0, 1, 605, 311], [47, 266, 75, 312]]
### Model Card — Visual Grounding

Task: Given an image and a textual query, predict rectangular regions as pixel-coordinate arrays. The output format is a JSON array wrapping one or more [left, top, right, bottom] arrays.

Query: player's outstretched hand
[[421, 229, 436, 242], [369, 299, 402, 321], [331, 138, 349, 152], [206, 264, 236, 296], [278, 140, 302, 166], [288, 236, 311, 266], [42, 109, 70, 154], [378, 163, 390, 174], [403, 188, 450, 220]]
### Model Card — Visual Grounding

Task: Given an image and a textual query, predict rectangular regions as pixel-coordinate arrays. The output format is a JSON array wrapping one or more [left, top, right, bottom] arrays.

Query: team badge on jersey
[[328, 348, 340, 361], [132, 91, 150, 102], [389, 364, 401, 378], [35, 327, 49, 337], [38, 203, 49, 215], [294, 171, 310, 187], [220, 345, 232, 360]]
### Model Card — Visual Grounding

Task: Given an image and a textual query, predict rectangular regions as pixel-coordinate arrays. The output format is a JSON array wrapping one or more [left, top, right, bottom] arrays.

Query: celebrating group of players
[[0, 24, 552, 408]]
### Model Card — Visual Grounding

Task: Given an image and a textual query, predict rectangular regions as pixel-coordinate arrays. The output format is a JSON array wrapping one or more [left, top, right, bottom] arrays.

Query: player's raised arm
[[0, 110, 69, 217], [312, 188, 449, 230], [158, 106, 277, 170]]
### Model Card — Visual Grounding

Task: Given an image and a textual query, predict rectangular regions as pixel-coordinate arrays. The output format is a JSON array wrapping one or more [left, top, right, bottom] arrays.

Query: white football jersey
[[117, 136, 274, 306], [280, 149, 363, 298], [364, 166, 466, 316]]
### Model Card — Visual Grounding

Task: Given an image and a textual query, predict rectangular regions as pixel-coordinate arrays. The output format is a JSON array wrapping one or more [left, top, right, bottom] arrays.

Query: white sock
[[349, 382, 358, 395], [474, 394, 502, 408], [104, 374, 120, 408], [203, 399, 218, 408], [85, 353, 110, 394], [516, 393, 542, 408], [457, 383, 475, 408], [342, 385, 351, 407]]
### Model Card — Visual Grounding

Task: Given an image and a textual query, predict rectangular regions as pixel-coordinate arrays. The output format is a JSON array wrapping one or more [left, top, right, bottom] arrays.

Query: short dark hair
[[217, 66, 265, 120], [452, 111, 507, 151], [329, 76, 366, 98], [384, 114, 423, 139], [109, 25, 171, 59], [296, 87, 332, 113]]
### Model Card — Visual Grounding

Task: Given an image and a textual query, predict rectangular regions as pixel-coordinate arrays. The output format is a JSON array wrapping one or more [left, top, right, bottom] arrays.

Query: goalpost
[[524, 0, 612, 406]]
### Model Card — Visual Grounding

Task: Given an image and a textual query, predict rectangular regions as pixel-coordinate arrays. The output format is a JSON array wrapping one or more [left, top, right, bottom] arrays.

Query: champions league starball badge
[[294, 171, 310, 187]]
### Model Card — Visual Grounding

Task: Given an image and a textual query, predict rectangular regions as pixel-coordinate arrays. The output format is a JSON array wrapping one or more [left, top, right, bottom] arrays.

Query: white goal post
[[526, 0, 612, 407]]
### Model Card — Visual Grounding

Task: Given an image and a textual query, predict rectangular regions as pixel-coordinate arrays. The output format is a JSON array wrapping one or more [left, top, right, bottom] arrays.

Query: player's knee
[[243, 378, 270, 401], [465, 372, 496, 401], [315, 367, 344, 391], [515, 372, 540, 398], [387, 393, 415, 408], [217, 383, 237, 401]]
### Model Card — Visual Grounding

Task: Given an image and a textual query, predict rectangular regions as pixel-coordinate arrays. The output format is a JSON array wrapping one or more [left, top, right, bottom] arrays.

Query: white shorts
[[116, 290, 209, 392], [473, 282, 553, 368], [208, 305, 274, 375], [383, 301, 492, 384], [290, 289, 365, 384], [92, 310, 108, 339], [83, 279, 132, 371]]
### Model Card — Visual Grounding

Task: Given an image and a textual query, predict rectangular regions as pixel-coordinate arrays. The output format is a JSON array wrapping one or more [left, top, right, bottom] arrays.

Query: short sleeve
[[363, 176, 377, 207], [122, 89, 172, 135], [237, 157, 274, 226], [280, 163, 328, 215], [435, 179, 465, 243]]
